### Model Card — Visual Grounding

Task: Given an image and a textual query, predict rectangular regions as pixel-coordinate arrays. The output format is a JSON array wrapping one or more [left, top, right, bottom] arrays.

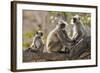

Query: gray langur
[[46, 21, 74, 53], [30, 31, 44, 52], [71, 15, 86, 42], [69, 15, 91, 58], [72, 15, 91, 47]]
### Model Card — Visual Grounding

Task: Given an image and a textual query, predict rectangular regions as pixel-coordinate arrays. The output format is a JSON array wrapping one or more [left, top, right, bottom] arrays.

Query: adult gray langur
[[71, 15, 86, 42], [69, 15, 91, 58], [46, 21, 74, 53]]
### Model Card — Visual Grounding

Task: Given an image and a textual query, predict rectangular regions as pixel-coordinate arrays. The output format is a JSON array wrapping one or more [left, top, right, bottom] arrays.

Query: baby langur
[[30, 31, 44, 52]]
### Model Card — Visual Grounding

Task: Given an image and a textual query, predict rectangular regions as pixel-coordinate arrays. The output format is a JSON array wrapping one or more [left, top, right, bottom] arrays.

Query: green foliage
[[23, 30, 36, 39], [23, 42, 30, 48], [81, 15, 91, 26], [23, 30, 37, 48]]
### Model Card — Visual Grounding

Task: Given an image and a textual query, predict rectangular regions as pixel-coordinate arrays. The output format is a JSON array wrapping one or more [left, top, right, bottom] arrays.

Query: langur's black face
[[73, 17, 80, 24], [60, 23, 66, 29], [36, 31, 43, 37], [40, 32, 43, 36], [73, 17, 77, 23]]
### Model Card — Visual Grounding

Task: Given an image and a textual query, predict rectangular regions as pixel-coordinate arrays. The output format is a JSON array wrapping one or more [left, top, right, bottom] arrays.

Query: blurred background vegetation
[[22, 10, 91, 50]]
